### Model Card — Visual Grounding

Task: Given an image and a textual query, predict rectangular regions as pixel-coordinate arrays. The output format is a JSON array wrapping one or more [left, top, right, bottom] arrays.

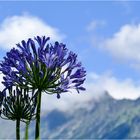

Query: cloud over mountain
[[88, 72, 140, 100]]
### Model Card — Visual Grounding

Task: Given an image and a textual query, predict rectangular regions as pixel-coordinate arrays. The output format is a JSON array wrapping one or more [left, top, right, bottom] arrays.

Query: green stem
[[35, 90, 42, 140], [25, 121, 29, 140], [16, 119, 20, 140]]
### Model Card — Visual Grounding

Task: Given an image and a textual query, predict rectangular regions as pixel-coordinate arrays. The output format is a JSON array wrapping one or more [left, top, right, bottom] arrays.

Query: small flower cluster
[[0, 87, 36, 122]]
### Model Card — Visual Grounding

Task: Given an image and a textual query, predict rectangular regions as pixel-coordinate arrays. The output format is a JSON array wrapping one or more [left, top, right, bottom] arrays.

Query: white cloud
[[101, 24, 140, 62], [88, 72, 140, 100], [41, 71, 140, 112], [0, 14, 65, 50], [41, 83, 97, 112], [86, 20, 106, 32]]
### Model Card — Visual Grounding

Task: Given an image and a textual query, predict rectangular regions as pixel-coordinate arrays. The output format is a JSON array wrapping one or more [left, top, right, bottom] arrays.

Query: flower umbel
[[0, 87, 37, 140], [0, 87, 36, 122], [0, 36, 86, 98]]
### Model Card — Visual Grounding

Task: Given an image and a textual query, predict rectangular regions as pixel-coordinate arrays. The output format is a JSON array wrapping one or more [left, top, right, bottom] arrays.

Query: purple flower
[[0, 36, 86, 98]]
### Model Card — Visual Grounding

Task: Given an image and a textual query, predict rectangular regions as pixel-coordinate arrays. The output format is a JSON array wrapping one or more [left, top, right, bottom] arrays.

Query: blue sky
[[0, 1, 138, 76], [0, 1, 140, 110]]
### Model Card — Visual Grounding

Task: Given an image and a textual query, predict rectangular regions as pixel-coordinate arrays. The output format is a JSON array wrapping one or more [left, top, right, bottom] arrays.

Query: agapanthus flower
[[0, 36, 86, 98], [0, 87, 36, 122]]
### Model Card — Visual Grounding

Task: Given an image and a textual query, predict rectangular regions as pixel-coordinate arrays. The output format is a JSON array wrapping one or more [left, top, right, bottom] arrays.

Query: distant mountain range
[[1, 92, 140, 139]]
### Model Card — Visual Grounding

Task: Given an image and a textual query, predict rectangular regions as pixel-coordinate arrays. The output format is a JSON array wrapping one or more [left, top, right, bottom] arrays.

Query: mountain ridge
[[1, 92, 140, 139]]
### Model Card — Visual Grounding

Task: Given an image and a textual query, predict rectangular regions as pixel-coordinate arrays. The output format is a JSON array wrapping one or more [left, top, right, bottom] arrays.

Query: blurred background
[[1, 1, 140, 139]]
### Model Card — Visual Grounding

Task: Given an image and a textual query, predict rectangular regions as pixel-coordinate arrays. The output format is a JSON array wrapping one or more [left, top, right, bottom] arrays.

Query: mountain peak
[[101, 90, 114, 100]]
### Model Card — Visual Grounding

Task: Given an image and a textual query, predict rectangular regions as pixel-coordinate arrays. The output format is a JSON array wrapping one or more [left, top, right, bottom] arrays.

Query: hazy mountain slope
[[1, 92, 140, 139], [47, 93, 140, 139]]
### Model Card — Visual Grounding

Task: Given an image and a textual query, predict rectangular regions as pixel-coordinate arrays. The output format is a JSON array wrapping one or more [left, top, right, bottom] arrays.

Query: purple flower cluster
[[0, 36, 86, 98]]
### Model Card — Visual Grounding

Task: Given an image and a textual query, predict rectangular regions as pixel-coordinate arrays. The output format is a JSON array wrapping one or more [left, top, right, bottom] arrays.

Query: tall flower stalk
[[25, 121, 30, 139], [0, 36, 86, 139], [35, 91, 41, 139]]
